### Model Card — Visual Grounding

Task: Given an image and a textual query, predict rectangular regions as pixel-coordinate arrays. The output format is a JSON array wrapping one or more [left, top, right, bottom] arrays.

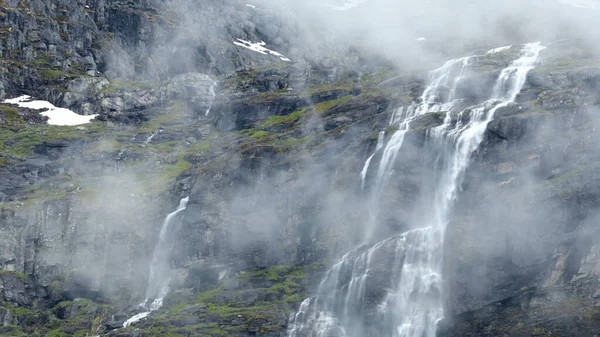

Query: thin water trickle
[[205, 80, 217, 116], [360, 130, 386, 190], [123, 197, 189, 328], [144, 133, 155, 145]]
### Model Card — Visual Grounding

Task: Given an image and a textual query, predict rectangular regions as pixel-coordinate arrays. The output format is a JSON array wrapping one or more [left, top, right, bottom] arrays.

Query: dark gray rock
[[178, 304, 207, 315], [105, 320, 125, 330]]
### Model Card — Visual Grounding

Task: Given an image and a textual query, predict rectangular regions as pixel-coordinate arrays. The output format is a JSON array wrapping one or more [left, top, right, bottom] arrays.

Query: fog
[[28, 0, 600, 332]]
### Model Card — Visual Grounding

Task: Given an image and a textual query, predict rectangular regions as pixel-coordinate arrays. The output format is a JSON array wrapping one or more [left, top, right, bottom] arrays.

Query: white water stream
[[123, 197, 189, 327], [288, 42, 546, 337]]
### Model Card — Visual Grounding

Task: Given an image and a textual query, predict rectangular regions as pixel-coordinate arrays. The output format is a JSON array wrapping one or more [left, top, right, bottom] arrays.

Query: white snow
[[245, 4, 256, 8], [487, 45, 512, 54], [232, 39, 291, 61], [416, 37, 427, 42], [3, 95, 97, 126]]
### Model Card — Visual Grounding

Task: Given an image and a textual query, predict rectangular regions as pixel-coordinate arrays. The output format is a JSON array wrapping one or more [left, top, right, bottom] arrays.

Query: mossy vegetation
[[236, 92, 355, 152], [385, 125, 399, 134], [39, 67, 84, 79], [40, 299, 109, 337], [134, 263, 326, 336], [314, 95, 352, 112], [3, 298, 109, 337], [0, 325, 29, 337], [0, 270, 28, 280], [259, 109, 305, 128], [0, 119, 107, 159], [100, 79, 154, 93], [2, 49, 87, 80], [308, 82, 353, 95], [533, 44, 596, 72], [248, 130, 269, 138]]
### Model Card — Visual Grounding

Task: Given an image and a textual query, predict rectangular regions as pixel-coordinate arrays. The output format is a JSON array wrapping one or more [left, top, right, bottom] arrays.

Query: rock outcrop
[[0, 1, 599, 337]]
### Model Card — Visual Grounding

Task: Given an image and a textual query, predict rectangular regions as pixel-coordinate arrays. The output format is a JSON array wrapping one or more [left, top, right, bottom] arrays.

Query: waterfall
[[205, 79, 217, 116], [369, 56, 473, 198], [287, 42, 545, 337], [360, 130, 386, 190], [144, 132, 156, 145], [123, 197, 189, 327]]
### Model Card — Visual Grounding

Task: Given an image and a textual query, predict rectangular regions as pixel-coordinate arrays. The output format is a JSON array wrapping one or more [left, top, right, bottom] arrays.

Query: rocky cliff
[[0, 0, 600, 337]]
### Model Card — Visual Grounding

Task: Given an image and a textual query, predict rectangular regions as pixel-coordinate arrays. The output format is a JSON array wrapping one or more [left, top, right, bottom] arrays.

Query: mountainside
[[1, 1, 600, 337]]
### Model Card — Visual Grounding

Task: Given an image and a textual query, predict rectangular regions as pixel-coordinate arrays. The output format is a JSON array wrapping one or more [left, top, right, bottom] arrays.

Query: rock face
[[0, 1, 599, 337]]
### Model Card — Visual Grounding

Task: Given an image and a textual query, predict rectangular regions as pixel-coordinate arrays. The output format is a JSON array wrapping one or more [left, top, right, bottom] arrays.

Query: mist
[[61, 0, 600, 321], [2, 0, 600, 335]]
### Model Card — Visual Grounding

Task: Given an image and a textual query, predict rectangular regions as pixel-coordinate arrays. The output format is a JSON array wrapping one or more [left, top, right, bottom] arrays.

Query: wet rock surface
[[0, 1, 598, 337]]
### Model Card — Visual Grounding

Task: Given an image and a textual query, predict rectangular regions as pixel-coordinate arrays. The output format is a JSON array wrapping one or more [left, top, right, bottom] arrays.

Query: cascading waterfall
[[372, 56, 473, 197], [287, 42, 545, 337], [123, 197, 189, 327]]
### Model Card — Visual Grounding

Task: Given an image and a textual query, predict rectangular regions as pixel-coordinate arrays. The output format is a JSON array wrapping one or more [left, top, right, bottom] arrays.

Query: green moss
[[0, 104, 25, 129], [40, 299, 107, 337], [39, 68, 83, 79], [150, 140, 180, 153], [28, 52, 51, 67], [23, 186, 68, 203], [54, 15, 69, 23], [72, 330, 92, 337], [195, 286, 224, 304], [167, 302, 188, 315], [4, 305, 33, 316], [259, 109, 305, 128], [276, 136, 307, 150], [143, 160, 193, 194], [0, 122, 106, 159], [142, 326, 187, 337], [385, 125, 399, 134], [532, 327, 552, 336], [307, 82, 353, 95], [48, 279, 64, 301], [0, 270, 28, 280], [534, 57, 593, 72], [0, 104, 18, 114], [166, 160, 193, 175], [248, 130, 268, 138], [45, 329, 70, 337], [179, 140, 210, 159], [85, 138, 122, 153], [314, 95, 352, 112], [0, 326, 28, 337], [100, 79, 154, 93], [236, 265, 308, 304], [140, 263, 328, 336]]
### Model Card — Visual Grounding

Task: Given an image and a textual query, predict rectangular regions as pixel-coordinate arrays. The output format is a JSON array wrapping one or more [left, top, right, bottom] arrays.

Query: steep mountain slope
[[0, 1, 599, 337]]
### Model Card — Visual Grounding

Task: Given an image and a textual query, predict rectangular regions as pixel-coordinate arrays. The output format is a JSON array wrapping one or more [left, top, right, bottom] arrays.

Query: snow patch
[[245, 4, 256, 8], [487, 45, 512, 54], [232, 39, 290, 61], [3, 95, 97, 125], [416, 37, 426, 42]]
